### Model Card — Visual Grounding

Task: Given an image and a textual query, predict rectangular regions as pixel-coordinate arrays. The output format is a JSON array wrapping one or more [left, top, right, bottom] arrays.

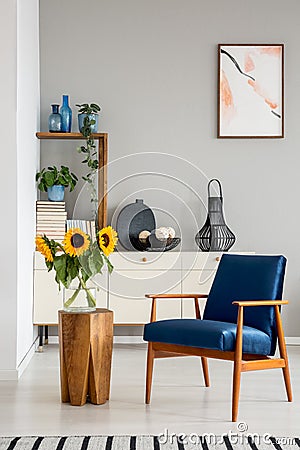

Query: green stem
[[78, 275, 97, 307], [64, 282, 81, 308]]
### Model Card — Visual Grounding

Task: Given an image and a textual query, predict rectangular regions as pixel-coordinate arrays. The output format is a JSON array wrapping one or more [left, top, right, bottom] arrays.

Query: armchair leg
[[201, 357, 210, 387], [282, 364, 292, 402], [275, 306, 292, 402], [232, 305, 243, 422], [232, 360, 242, 422], [145, 342, 154, 404]]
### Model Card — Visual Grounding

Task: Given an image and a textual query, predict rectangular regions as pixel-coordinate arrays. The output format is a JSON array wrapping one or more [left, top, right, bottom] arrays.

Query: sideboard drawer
[[110, 251, 181, 270], [181, 252, 222, 271], [109, 269, 181, 323]]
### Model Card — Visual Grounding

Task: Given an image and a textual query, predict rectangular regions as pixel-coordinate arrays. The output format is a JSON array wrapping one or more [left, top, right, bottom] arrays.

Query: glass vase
[[63, 284, 97, 313], [60, 94, 72, 132], [48, 104, 62, 132]]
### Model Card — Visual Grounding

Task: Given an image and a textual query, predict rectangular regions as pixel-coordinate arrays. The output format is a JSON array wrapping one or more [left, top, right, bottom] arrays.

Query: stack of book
[[66, 219, 97, 241], [36, 201, 67, 242]]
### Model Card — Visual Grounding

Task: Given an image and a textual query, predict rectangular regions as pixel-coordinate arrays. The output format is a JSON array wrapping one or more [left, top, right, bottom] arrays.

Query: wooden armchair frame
[[145, 294, 292, 421]]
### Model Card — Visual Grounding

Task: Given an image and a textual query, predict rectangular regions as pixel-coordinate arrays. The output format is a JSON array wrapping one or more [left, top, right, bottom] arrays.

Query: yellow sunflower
[[63, 228, 90, 257], [35, 235, 54, 262], [98, 226, 118, 256]]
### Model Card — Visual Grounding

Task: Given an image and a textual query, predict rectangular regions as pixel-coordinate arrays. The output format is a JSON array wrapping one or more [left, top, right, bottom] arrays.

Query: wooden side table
[[58, 308, 113, 406]]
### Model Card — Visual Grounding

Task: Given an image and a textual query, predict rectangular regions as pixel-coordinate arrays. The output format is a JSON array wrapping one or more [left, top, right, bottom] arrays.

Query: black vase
[[195, 179, 235, 252]]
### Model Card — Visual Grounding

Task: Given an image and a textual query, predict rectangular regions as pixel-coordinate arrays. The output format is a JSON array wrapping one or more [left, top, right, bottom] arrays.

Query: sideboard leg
[[38, 326, 44, 352], [45, 325, 49, 345]]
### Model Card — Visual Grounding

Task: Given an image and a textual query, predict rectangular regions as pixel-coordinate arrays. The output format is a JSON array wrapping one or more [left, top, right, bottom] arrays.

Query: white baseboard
[[17, 339, 37, 378], [48, 336, 59, 344], [113, 336, 144, 344], [0, 338, 38, 380], [47, 336, 300, 346], [48, 336, 145, 344], [0, 369, 19, 381], [286, 337, 300, 345]]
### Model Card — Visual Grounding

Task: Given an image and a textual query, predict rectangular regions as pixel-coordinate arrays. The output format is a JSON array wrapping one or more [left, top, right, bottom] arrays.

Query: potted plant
[[36, 165, 78, 201], [76, 103, 101, 133]]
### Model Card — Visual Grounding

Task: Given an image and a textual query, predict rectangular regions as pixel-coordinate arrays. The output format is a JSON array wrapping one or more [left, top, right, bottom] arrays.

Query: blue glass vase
[[60, 95, 72, 132], [48, 104, 62, 132]]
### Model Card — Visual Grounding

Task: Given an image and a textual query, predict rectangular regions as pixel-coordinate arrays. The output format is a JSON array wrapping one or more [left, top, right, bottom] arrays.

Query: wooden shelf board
[[36, 132, 107, 140], [36, 131, 108, 228]]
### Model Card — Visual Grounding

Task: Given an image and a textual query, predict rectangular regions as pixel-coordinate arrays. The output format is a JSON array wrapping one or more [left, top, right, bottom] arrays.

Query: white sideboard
[[33, 251, 250, 325]]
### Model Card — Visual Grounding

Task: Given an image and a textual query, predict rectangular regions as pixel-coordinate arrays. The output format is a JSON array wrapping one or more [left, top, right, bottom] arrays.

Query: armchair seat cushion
[[143, 319, 272, 355]]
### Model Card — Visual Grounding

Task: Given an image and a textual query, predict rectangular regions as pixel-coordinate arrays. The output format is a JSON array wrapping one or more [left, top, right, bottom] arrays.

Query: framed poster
[[218, 44, 284, 138]]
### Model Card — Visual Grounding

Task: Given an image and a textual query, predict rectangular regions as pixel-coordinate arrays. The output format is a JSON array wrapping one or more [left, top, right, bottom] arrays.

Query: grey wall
[[40, 0, 300, 336]]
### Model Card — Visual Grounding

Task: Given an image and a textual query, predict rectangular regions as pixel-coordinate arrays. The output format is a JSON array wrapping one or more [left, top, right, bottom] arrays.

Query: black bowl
[[130, 236, 181, 252]]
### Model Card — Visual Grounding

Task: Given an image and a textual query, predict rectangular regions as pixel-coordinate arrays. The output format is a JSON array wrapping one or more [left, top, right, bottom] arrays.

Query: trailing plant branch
[[77, 115, 99, 219]]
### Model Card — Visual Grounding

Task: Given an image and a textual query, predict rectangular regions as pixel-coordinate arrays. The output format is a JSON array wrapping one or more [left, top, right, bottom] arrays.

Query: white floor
[[0, 344, 299, 437]]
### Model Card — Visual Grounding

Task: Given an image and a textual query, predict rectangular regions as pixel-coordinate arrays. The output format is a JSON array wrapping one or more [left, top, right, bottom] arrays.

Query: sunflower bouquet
[[35, 226, 118, 311]]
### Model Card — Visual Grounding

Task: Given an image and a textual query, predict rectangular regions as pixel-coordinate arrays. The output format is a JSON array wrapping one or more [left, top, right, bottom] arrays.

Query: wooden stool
[[58, 308, 113, 406]]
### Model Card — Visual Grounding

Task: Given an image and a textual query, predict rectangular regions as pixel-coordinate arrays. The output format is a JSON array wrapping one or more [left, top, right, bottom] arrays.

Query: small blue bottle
[[48, 104, 62, 132], [60, 95, 72, 132]]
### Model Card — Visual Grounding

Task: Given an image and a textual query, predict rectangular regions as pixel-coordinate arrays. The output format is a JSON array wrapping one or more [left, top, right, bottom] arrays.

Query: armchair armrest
[[232, 299, 289, 367], [146, 294, 208, 322], [233, 300, 288, 307]]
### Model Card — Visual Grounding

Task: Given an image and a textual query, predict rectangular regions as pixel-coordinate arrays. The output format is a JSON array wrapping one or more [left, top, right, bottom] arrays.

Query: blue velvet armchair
[[143, 254, 292, 421]]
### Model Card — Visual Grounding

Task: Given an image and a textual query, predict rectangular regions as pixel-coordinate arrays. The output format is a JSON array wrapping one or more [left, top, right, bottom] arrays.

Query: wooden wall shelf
[[36, 132, 107, 140], [36, 132, 108, 229]]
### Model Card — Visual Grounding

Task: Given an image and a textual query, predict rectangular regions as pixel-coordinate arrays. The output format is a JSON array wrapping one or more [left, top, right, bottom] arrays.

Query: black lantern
[[195, 179, 235, 252]]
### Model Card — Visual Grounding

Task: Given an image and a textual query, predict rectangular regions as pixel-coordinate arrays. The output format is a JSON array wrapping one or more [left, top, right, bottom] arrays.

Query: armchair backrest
[[203, 254, 286, 355]]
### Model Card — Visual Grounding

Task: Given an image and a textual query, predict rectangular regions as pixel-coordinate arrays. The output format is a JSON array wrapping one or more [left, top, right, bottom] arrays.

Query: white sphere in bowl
[[166, 227, 176, 239], [139, 230, 151, 242], [155, 227, 169, 241]]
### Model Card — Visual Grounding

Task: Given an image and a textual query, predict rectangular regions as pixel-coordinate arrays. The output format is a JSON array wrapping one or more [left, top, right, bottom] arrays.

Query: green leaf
[[78, 253, 92, 278], [38, 182, 46, 192], [90, 103, 101, 112], [44, 172, 55, 187], [81, 268, 90, 283], [103, 254, 114, 274], [88, 247, 103, 276], [67, 257, 79, 280], [53, 254, 69, 287], [71, 172, 78, 181], [46, 261, 53, 271]]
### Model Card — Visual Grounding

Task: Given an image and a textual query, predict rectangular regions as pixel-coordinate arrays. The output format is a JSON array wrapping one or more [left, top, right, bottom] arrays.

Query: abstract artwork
[[218, 44, 284, 138]]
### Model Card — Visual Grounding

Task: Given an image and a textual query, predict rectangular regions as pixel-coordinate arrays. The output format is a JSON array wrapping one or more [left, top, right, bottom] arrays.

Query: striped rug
[[0, 435, 299, 450]]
